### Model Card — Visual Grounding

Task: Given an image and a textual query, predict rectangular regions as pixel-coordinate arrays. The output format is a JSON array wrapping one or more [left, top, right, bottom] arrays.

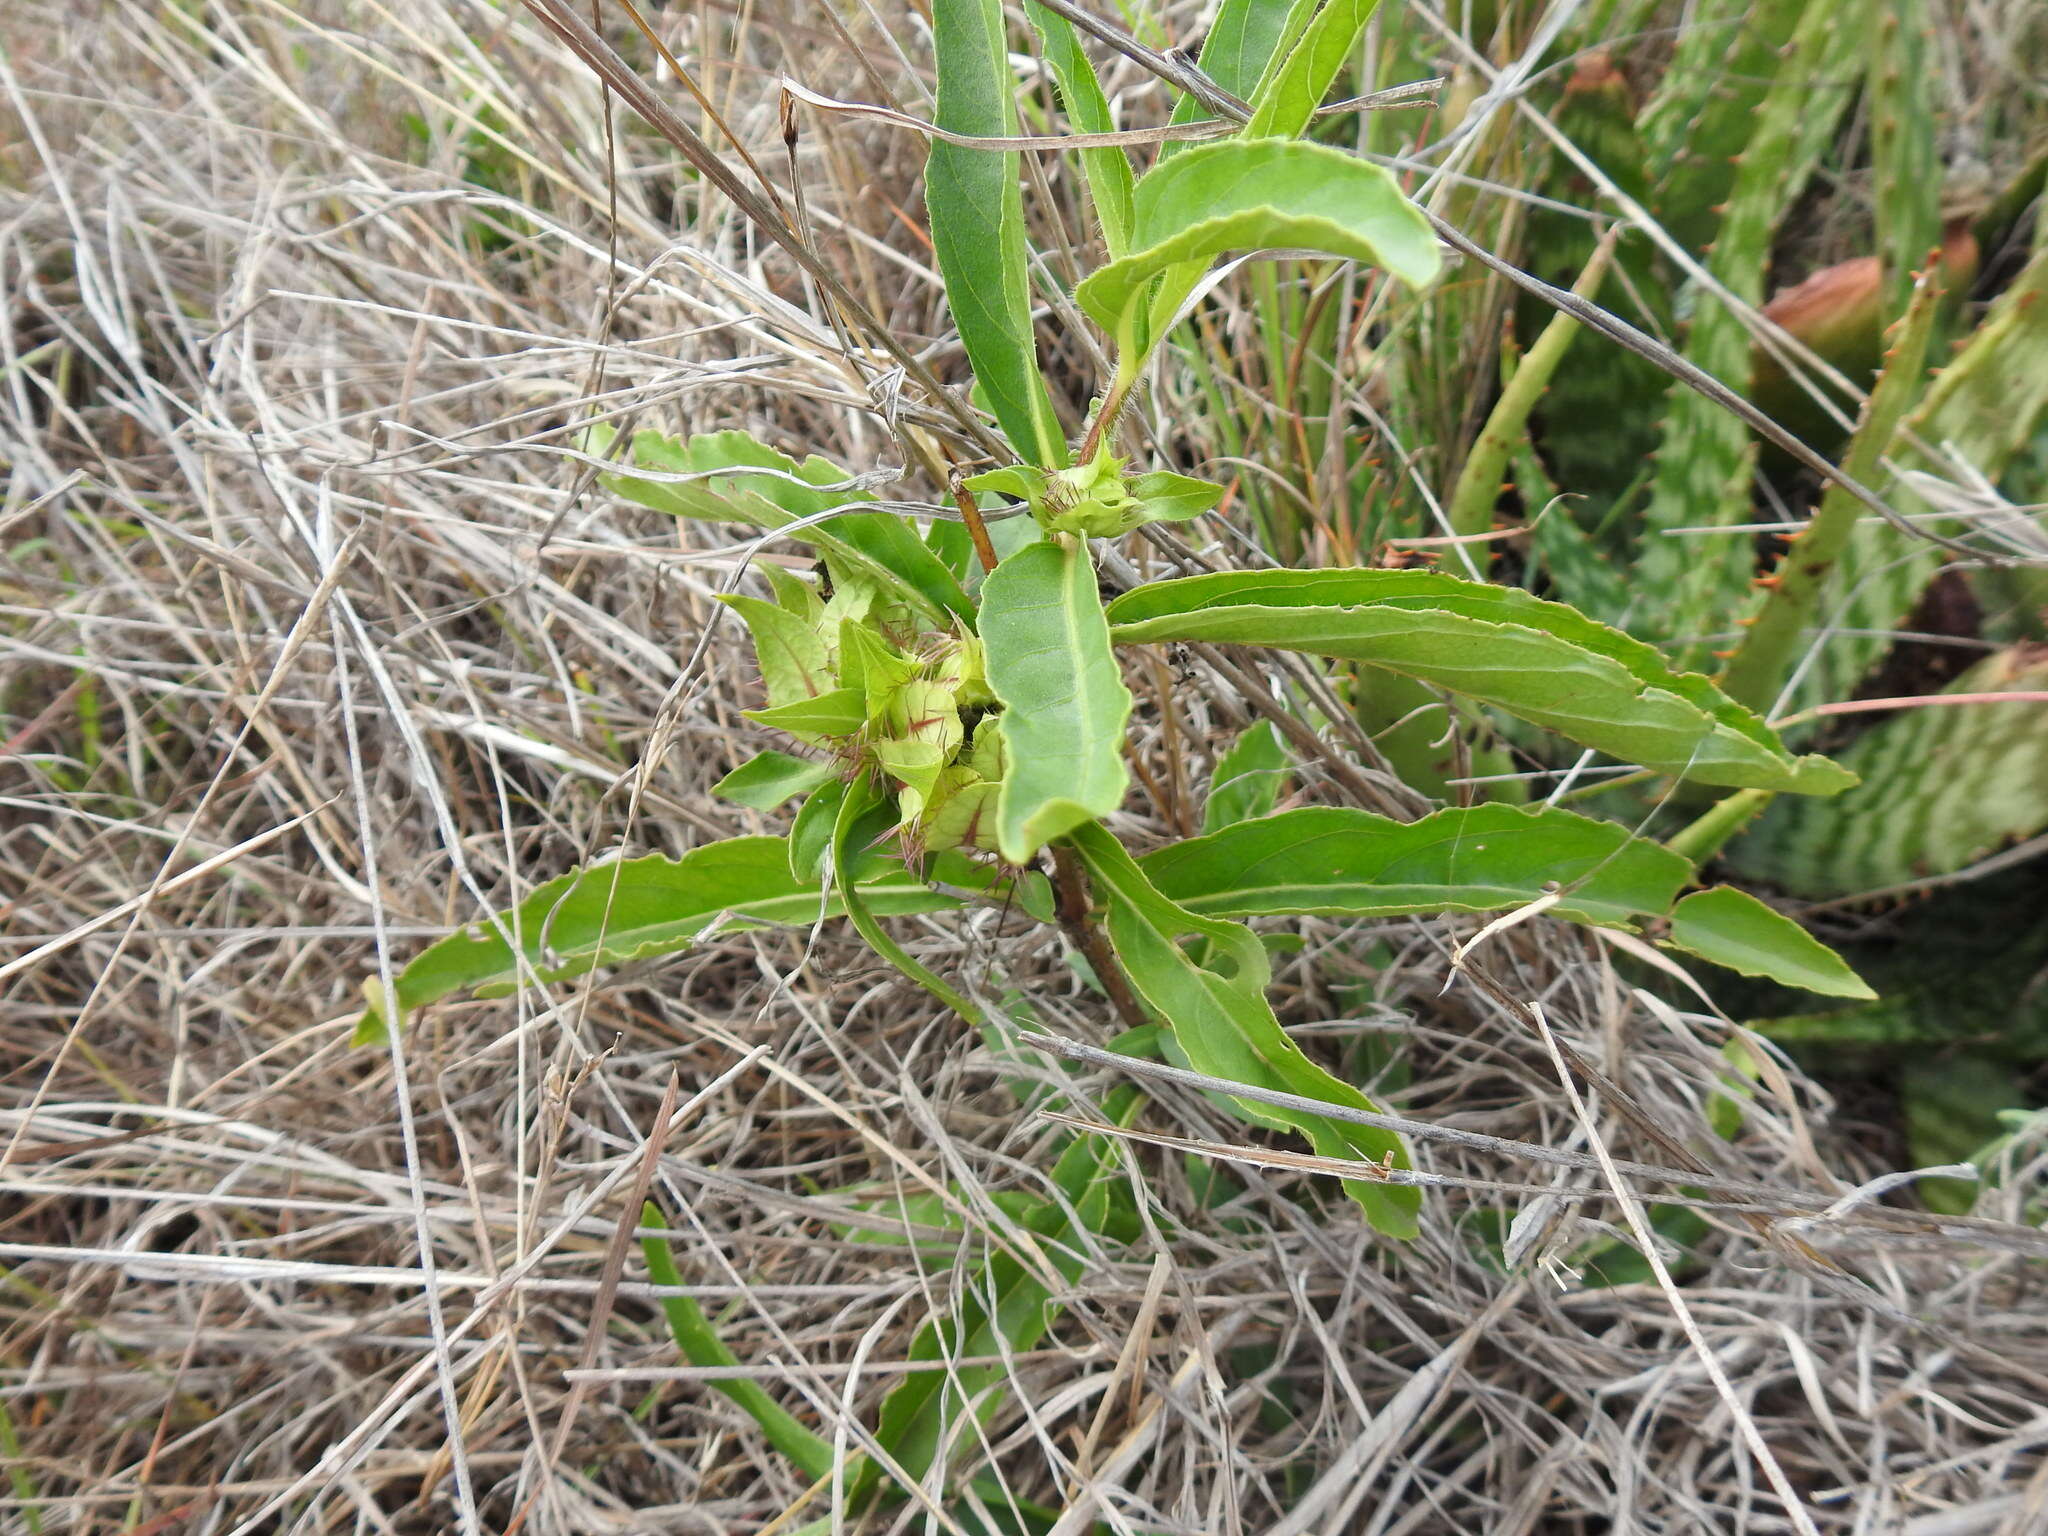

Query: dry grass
[[3, 2, 2047, 1533]]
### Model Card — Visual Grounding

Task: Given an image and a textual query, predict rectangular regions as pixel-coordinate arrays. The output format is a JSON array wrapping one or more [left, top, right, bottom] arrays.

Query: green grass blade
[[928, 0, 1066, 467], [639, 1204, 836, 1482]]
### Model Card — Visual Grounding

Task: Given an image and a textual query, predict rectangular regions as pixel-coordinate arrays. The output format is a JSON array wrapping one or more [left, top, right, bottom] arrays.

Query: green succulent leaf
[[788, 777, 854, 884], [1106, 569, 1854, 793], [979, 541, 1133, 863], [1663, 886, 1875, 1000], [711, 751, 836, 811], [1727, 649, 2048, 897], [1075, 139, 1440, 337], [1069, 822, 1419, 1238], [1144, 804, 1694, 929], [354, 837, 958, 1043]]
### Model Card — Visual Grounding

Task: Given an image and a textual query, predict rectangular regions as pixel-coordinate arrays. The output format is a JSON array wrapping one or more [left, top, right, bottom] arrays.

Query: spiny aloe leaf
[[928, 0, 1066, 466], [1717, 265, 1942, 714], [1069, 821, 1419, 1238], [1142, 804, 1694, 930], [1727, 648, 2048, 898], [979, 540, 1132, 862], [1075, 139, 1439, 337], [1105, 569, 1854, 793], [355, 837, 962, 1043], [1637, 0, 1808, 251], [1663, 886, 1875, 999], [1632, 0, 1863, 665], [1804, 242, 2048, 710]]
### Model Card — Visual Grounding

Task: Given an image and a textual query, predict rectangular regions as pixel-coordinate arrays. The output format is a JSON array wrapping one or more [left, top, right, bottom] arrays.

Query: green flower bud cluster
[[964, 448, 1225, 541], [722, 558, 1006, 854]]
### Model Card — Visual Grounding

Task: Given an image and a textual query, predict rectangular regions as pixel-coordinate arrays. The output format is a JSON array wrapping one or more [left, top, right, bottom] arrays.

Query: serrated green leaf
[[1069, 821, 1418, 1237], [1663, 886, 1875, 999], [979, 541, 1132, 862], [354, 837, 958, 1043], [1075, 139, 1439, 336], [1106, 569, 1854, 793], [711, 751, 836, 811], [719, 594, 830, 708], [1203, 720, 1291, 833], [743, 686, 868, 743], [928, 0, 1066, 466], [1145, 804, 1694, 929]]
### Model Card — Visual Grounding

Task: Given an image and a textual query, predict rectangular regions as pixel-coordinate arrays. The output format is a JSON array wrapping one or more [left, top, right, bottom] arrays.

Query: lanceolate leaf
[[711, 751, 835, 811], [1203, 719, 1292, 833], [354, 837, 959, 1043], [602, 429, 972, 625], [1076, 139, 1439, 336], [1243, 0, 1382, 140], [1162, 0, 1303, 152], [928, 0, 1066, 466], [980, 541, 1132, 862], [1664, 887, 1875, 1000], [1024, 1, 1135, 255], [1069, 822, 1419, 1238], [1106, 569, 1854, 793], [1144, 804, 1693, 929]]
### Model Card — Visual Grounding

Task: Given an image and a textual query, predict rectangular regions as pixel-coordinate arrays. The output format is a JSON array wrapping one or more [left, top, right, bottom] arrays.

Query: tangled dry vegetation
[[2, 2, 2045, 1533]]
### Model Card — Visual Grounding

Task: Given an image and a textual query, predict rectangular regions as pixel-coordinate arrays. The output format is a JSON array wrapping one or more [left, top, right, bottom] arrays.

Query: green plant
[[361, 0, 1904, 1515]]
